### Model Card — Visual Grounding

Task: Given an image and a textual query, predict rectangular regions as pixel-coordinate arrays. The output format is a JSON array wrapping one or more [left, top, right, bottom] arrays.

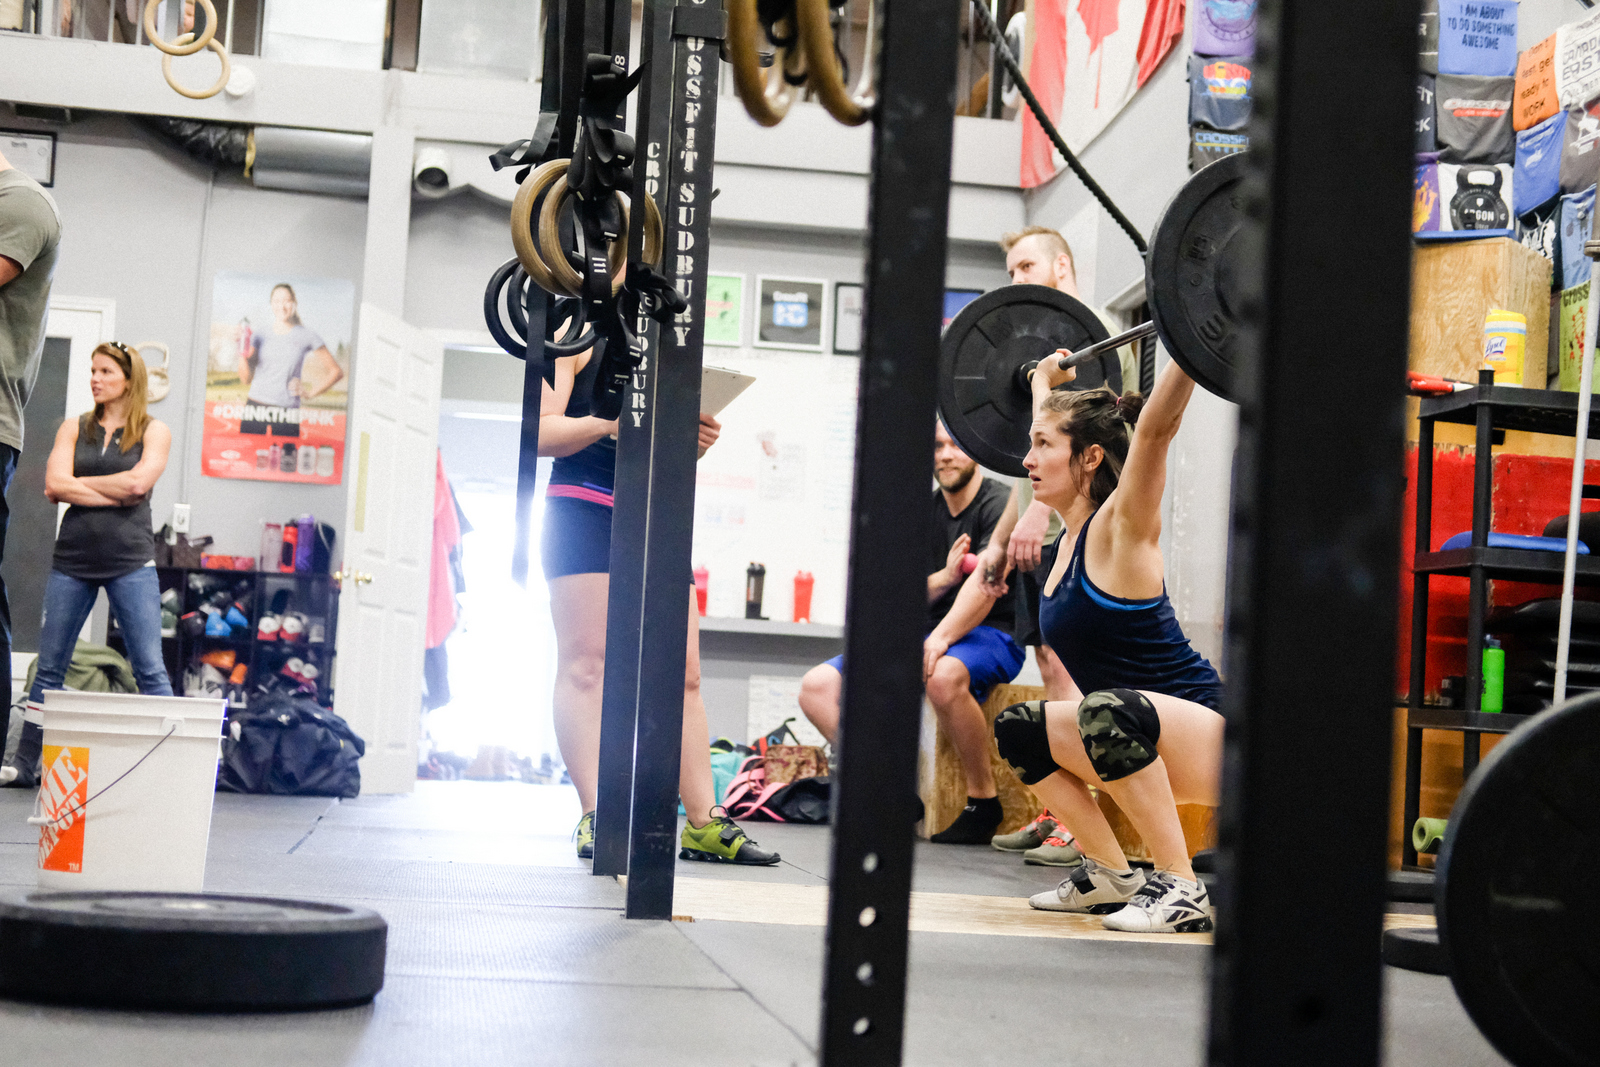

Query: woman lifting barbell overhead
[[540, 339, 780, 866], [980, 352, 1223, 933]]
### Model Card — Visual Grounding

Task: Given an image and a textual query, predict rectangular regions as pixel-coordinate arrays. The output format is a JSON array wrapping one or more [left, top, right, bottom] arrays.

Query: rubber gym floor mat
[[285, 823, 586, 867], [0, 974, 814, 1067], [312, 781, 583, 834], [376, 897, 738, 989], [0, 843, 33, 887], [203, 853, 624, 910]]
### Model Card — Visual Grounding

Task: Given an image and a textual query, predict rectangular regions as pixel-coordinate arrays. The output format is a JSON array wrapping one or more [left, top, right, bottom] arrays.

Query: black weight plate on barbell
[[0, 891, 387, 1012], [1146, 152, 1249, 403], [937, 285, 1116, 478], [1438, 693, 1600, 1067]]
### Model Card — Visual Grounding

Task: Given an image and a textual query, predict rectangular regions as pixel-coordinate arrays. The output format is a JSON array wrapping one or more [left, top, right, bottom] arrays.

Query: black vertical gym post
[[1462, 368, 1494, 775], [818, 0, 962, 1061], [594, 0, 675, 880], [1402, 416, 1434, 868], [1206, 0, 1416, 1063], [623, 0, 724, 920]]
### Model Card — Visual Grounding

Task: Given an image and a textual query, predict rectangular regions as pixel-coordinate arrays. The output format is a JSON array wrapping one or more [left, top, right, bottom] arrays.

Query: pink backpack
[[721, 754, 787, 821]]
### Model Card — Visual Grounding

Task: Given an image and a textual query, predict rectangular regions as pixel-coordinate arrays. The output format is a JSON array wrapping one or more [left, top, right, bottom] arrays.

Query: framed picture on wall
[[0, 129, 55, 186], [944, 288, 982, 327], [755, 275, 828, 351], [833, 283, 863, 354], [704, 273, 744, 347]]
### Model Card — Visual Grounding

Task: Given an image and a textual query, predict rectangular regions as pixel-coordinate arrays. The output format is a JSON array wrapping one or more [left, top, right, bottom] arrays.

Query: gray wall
[[45, 115, 364, 561]]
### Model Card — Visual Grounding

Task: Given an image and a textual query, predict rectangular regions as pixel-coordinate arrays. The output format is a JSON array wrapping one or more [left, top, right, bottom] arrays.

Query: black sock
[[930, 795, 1003, 844]]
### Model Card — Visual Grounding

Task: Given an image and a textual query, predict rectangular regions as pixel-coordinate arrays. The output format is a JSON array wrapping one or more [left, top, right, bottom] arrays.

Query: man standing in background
[[0, 147, 64, 782]]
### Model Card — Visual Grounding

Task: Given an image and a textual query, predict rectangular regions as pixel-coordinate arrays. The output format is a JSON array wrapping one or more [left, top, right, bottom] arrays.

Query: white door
[[334, 302, 444, 794]]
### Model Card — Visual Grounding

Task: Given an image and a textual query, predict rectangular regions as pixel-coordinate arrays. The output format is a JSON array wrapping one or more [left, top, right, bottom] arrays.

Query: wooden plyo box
[[1409, 237, 1558, 453], [920, 682, 1216, 859]]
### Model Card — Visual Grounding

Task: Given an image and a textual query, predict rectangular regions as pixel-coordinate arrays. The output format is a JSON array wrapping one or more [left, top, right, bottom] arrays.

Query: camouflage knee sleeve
[[994, 700, 1059, 785], [1077, 689, 1162, 782]]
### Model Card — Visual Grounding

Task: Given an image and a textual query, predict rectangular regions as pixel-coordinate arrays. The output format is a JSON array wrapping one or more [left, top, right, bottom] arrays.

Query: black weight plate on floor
[[1146, 152, 1249, 402], [0, 891, 386, 1012], [1388, 868, 1436, 903], [937, 284, 1116, 478], [1438, 692, 1600, 1067], [1383, 926, 1448, 975]]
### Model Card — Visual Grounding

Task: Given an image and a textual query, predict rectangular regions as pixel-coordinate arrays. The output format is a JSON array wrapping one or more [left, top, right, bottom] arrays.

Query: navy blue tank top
[[549, 351, 617, 500], [1038, 509, 1222, 710]]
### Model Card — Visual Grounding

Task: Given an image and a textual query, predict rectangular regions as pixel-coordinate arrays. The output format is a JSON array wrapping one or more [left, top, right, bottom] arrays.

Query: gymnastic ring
[[503, 264, 595, 357], [143, 0, 218, 56], [795, 0, 870, 125], [728, 0, 800, 127], [510, 159, 574, 298], [537, 169, 666, 297], [161, 33, 232, 100]]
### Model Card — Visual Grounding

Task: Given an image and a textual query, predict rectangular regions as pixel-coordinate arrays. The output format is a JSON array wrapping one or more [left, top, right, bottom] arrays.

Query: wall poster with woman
[[203, 273, 354, 484]]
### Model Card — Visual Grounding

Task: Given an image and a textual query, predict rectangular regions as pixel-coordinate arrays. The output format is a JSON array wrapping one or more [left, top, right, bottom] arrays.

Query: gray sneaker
[[991, 811, 1057, 853], [1028, 856, 1145, 914], [1022, 829, 1083, 867]]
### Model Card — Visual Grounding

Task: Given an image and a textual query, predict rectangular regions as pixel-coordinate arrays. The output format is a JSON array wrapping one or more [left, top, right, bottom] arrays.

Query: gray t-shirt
[[0, 168, 62, 452], [248, 324, 325, 408], [1436, 74, 1514, 164]]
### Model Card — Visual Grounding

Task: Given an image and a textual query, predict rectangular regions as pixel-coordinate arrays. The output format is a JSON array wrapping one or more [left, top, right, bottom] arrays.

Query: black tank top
[[53, 417, 156, 582], [1038, 508, 1222, 710], [548, 352, 617, 498]]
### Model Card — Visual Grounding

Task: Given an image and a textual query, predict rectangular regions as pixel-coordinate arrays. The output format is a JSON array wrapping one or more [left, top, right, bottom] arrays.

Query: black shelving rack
[[1403, 370, 1597, 865], [106, 566, 339, 711]]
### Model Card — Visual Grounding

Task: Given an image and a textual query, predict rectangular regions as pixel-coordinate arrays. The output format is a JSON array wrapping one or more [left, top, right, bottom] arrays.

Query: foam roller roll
[[1412, 817, 1448, 855]]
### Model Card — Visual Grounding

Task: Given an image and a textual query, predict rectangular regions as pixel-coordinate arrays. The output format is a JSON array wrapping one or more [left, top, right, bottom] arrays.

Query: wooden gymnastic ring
[[728, 0, 800, 128], [161, 33, 231, 100], [143, 0, 218, 56], [794, 0, 871, 126], [510, 159, 574, 298], [536, 171, 645, 298]]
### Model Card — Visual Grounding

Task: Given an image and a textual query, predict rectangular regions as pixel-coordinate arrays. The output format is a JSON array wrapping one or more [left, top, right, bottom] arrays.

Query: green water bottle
[[1482, 637, 1504, 714]]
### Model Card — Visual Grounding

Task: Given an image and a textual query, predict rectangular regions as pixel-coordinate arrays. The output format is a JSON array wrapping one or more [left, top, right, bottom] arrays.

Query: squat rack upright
[[511, 0, 1422, 1062]]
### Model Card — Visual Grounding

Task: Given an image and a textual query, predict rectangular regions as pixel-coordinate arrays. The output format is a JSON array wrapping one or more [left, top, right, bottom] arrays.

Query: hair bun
[[1114, 392, 1145, 427]]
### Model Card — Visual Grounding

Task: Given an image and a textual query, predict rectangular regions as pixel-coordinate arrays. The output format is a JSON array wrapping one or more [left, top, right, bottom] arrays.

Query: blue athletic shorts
[[541, 496, 614, 580], [824, 623, 1025, 703]]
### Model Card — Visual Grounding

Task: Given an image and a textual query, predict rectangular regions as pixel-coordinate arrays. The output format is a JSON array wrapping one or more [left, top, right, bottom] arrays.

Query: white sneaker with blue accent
[[1100, 871, 1214, 933]]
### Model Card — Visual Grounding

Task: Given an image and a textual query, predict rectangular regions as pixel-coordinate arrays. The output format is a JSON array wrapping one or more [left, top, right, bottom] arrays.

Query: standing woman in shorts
[[541, 343, 779, 865], [1, 343, 173, 787], [990, 354, 1223, 933]]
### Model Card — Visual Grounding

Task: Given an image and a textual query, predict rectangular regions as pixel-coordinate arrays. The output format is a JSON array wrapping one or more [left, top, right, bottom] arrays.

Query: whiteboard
[[693, 346, 859, 625]]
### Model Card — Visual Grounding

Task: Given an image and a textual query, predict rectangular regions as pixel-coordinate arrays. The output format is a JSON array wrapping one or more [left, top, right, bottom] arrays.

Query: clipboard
[[702, 365, 756, 417]]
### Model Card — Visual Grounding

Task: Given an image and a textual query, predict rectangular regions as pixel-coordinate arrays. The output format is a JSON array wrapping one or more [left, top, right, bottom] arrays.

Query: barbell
[[938, 153, 1247, 477]]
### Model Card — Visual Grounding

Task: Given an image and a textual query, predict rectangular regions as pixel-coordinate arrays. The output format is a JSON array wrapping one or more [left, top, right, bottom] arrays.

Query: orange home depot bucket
[[30, 691, 225, 892]]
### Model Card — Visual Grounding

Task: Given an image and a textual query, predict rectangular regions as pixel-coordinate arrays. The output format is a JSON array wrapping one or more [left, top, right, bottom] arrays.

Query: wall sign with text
[[756, 276, 828, 351]]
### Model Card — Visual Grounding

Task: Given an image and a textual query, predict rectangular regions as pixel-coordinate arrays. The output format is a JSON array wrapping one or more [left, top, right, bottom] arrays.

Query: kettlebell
[[1450, 166, 1510, 231]]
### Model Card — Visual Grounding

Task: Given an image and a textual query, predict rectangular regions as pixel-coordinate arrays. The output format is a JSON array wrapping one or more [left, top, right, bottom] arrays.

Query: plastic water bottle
[[1482, 637, 1504, 713]]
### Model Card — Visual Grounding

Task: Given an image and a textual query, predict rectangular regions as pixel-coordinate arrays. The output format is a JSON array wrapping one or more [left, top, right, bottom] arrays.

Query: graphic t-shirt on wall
[[1418, 74, 1439, 153], [1557, 7, 1600, 108], [1516, 195, 1560, 263], [1191, 129, 1248, 172], [1514, 34, 1558, 130], [1560, 102, 1600, 193], [203, 272, 354, 484], [1193, 0, 1255, 58], [1415, 155, 1516, 236], [1188, 56, 1252, 131], [1420, 0, 1440, 76], [1514, 111, 1564, 214], [1435, 73, 1515, 163], [1559, 185, 1596, 290], [1437, 0, 1518, 78]]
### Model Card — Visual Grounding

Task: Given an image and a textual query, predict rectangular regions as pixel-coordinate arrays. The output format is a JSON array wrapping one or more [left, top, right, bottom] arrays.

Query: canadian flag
[[1021, 0, 1187, 188]]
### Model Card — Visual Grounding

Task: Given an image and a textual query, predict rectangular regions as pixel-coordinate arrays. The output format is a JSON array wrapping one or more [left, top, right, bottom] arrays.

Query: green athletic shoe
[[1023, 829, 1083, 867], [991, 810, 1059, 852], [679, 814, 781, 865], [574, 810, 596, 860]]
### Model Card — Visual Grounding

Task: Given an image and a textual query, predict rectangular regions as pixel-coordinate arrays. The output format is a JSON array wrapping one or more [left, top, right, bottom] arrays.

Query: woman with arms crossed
[[2, 343, 173, 786], [541, 342, 779, 865], [988, 353, 1222, 933]]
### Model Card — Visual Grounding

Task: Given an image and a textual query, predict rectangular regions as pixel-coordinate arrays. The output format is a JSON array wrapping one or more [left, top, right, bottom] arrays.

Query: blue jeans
[[28, 566, 173, 704]]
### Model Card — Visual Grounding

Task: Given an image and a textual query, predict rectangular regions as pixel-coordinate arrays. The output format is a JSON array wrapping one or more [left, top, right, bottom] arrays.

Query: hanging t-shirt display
[[1558, 281, 1596, 391], [1514, 111, 1564, 213], [1514, 34, 1558, 130], [1193, 0, 1256, 57], [1190, 129, 1249, 171], [1416, 157, 1516, 237], [1436, 73, 1515, 162], [1189, 56, 1253, 131], [1560, 102, 1600, 193], [1420, 0, 1440, 76], [1437, 0, 1518, 78], [1516, 195, 1560, 265], [1560, 185, 1597, 288], [1418, 75, 1440, 153]]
